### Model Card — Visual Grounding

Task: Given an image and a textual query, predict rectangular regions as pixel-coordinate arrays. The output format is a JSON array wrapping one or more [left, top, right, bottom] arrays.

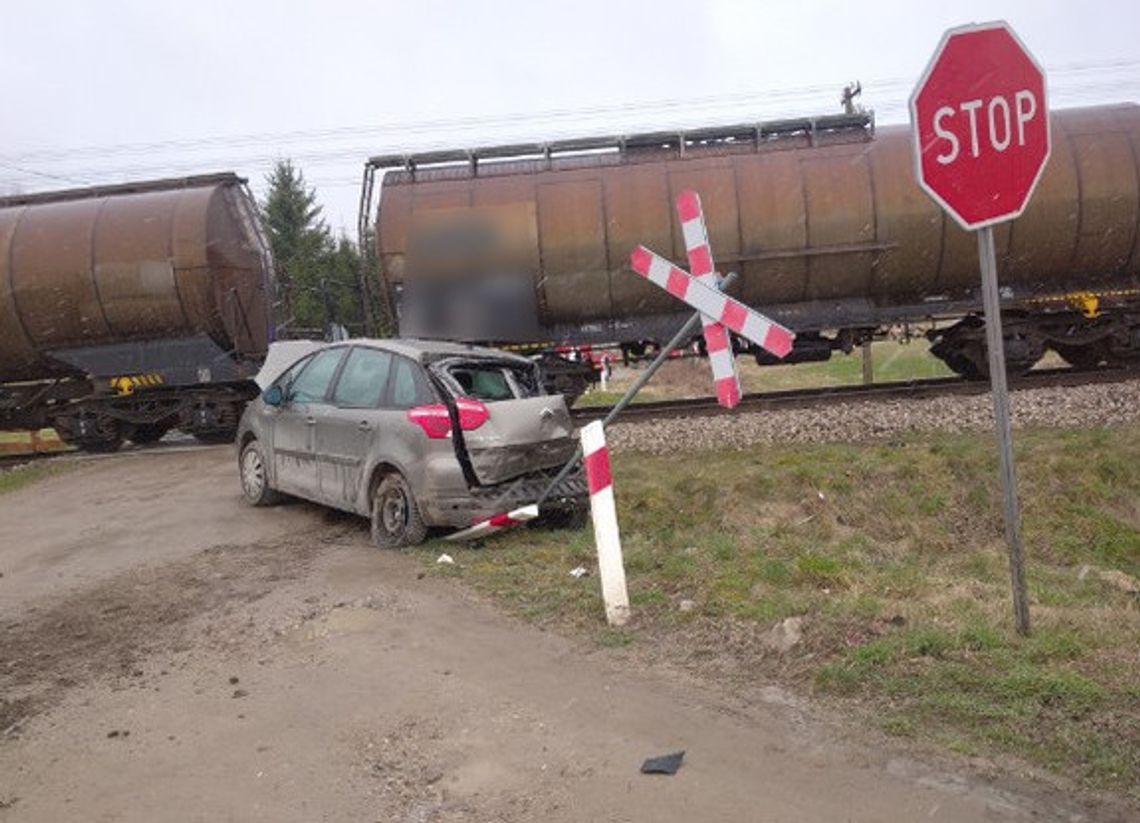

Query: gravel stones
[[607, 379, 1140, 454]]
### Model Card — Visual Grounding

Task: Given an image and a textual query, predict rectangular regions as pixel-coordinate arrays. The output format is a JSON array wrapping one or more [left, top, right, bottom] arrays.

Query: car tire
[[371, 472, 428, 549], [239, 439, 281, 506]]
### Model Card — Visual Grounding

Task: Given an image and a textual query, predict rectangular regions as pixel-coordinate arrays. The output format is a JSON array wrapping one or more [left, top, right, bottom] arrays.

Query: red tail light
[[455, 396, 489, 431], [407, 397, 489, 439], [406, 404, 452, 439]]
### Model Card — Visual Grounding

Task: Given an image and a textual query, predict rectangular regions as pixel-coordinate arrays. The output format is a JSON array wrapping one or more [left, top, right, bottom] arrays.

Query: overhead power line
[[1, 56, 1136, 167], [0, 162, 88, 186], [3, 78, 1137, 189], [0, 62, 1136, 200]]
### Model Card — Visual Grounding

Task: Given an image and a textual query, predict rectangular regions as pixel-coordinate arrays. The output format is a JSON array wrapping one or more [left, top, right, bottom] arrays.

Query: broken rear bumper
[[419, 463, 588, 529]]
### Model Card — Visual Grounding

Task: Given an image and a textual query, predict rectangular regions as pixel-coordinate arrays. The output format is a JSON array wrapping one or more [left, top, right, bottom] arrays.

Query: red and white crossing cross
[[676, 190, 742, 408], [629, 246, 795, 359]]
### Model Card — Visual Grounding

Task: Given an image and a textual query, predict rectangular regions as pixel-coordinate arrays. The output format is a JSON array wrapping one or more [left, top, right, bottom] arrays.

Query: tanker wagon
[[360, 103, 1140, 385], [0, 173, 277, 451]]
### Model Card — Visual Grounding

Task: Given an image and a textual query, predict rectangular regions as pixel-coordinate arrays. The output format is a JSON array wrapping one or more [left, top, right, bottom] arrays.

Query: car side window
[[288, 348, 345, 404], [331, 347, 393, 409], [273, 355, 313, 392], [389, 356, 435, 409]]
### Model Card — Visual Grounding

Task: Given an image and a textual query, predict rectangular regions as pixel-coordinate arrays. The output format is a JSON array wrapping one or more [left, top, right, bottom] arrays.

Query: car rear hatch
[[429, 356, 577, 486]]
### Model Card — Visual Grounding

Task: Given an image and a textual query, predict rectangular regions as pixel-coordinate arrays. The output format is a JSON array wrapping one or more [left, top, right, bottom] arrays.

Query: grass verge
[[426, 424, 1140, 797], [576, 340, 1068, 407], [0, 462, 75, 495]]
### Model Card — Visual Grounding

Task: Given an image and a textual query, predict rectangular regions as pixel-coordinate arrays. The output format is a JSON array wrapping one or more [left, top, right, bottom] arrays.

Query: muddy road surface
[[0, 447, 1122, 821]]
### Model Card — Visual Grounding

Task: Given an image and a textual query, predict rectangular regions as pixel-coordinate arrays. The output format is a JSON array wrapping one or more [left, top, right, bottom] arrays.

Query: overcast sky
[[1, 0, 1137, 234]]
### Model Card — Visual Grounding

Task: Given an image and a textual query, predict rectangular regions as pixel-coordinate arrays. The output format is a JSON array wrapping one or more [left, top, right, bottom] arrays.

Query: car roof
[[317, 338, 531, 365]]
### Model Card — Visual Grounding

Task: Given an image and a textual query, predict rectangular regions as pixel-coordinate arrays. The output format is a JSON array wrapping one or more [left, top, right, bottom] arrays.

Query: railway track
[[4, 367, 1137, 469], [570, 366, 1140, 423]]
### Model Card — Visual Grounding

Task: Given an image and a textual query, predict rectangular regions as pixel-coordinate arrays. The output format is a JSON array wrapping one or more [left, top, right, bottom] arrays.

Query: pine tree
[[260, 160, 334, 334], [324, 234, 368, 334], [260, 160, 377, 337]]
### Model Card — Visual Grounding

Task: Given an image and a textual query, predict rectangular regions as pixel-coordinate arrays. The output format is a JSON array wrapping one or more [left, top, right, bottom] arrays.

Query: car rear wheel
[[239, 440, 281, 506], [371, 472, 427, 549]]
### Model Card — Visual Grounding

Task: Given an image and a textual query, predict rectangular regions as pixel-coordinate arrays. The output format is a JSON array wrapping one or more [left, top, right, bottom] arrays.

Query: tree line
[[259, 160, 381, 339]]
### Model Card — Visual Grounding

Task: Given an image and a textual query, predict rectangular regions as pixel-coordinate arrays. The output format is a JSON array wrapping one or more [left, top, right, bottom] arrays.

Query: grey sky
[[1, 0, 1137, 234]]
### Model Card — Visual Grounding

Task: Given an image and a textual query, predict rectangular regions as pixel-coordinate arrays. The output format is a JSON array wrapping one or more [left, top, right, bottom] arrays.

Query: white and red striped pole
[[444, 504, 539, 542], [676, 190, 743, 409], [581, 420, 630, 626]]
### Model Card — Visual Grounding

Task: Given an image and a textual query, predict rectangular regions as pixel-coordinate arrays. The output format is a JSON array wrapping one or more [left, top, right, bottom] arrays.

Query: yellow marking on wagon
[[109, 373, 165, 395]]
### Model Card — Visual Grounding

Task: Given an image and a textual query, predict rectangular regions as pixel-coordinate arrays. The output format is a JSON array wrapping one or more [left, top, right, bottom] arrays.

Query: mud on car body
[[236, 339, 587, 547]]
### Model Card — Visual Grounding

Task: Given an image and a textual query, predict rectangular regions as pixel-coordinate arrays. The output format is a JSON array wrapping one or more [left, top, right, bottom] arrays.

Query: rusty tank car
[[0, 173, 276, 451], [360, 103, 1140, 383]]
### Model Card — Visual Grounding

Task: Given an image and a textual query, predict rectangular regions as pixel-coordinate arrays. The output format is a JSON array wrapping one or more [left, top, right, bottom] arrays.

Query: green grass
[[574, 388, 661, 408], [576, 340, 1067, 406], [575, 340, 959, 407], [424, 424, 1140, 796], [743, 339, 955, 391], [0, 462, 74, 495]]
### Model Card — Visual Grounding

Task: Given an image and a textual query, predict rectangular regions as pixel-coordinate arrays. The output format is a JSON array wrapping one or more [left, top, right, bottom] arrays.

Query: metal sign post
[[911, 20, 1050, 636], [977, 227, 1030, 634]]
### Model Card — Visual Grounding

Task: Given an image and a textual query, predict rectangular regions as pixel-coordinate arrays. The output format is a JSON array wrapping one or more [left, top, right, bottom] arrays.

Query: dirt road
[[0, 447, 1121, 821]]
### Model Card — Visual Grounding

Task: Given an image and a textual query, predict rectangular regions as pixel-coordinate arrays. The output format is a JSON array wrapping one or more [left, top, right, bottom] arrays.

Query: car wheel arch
[[366, 461, 407, 504]]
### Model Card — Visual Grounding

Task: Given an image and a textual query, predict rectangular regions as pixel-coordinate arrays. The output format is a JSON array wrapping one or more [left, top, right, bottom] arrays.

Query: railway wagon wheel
[[129, 421, 174, 445]]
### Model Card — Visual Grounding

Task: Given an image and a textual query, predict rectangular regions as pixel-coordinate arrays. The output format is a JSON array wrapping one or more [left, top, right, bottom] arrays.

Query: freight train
[[0, 174, 276, 451], [359, 103, 1140, 385]]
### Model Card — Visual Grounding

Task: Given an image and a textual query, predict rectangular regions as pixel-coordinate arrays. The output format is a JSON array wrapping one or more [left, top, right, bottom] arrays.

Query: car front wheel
[[239, 440, 281, 506], [371, 472, 428, 549]]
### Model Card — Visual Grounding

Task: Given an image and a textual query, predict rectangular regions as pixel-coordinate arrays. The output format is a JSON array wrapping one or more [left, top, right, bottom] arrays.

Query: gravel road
[[0, 447, 1128, 821], [609, 379, 1140, 454]]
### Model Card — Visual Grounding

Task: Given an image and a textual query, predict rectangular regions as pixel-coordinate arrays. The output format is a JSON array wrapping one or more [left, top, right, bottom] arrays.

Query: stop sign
[[909, 21, 1050, 230]]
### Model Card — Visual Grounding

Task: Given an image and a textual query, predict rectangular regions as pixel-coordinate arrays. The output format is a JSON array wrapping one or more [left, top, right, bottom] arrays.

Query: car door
[[272, 346, 346, 500], [317, 346, 394, 510], [431, 356, 576, 486]]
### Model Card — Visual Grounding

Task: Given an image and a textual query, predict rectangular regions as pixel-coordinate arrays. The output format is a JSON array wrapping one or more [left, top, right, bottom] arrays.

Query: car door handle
[[358, 421, 372, 431], [306, 416, 317, 425]]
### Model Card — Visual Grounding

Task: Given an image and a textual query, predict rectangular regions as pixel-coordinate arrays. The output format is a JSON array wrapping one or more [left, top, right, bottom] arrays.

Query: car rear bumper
[[419, 463, 588, 529]]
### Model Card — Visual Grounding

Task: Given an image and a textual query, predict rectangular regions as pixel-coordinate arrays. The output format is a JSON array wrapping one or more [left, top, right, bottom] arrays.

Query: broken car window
[[447, 364, 519, 401]]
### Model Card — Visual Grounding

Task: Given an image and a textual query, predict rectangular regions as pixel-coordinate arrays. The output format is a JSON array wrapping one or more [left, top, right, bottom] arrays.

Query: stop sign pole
[[911, 21, 1050, 636]]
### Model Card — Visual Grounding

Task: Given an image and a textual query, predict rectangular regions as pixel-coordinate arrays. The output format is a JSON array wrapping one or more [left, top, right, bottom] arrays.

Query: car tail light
[[406, 397, 489, 439], [407, 404, 452, 439], [455, 396, 489, 431]]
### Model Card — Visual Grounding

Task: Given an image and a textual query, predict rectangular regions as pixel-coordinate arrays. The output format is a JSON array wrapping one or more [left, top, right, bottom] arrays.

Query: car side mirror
[[263, 385, 285, 407]]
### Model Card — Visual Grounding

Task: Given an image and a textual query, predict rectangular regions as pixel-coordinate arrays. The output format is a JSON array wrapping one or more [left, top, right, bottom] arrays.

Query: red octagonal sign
[[910, 21, 1050, 230]]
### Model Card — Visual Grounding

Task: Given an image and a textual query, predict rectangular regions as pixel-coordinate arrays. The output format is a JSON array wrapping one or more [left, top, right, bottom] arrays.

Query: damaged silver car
[[235, 339, 587, 547]]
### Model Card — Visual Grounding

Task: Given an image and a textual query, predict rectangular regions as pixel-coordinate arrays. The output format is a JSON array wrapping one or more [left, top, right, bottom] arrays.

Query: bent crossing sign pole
[[910, 20, 1050, 636]]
